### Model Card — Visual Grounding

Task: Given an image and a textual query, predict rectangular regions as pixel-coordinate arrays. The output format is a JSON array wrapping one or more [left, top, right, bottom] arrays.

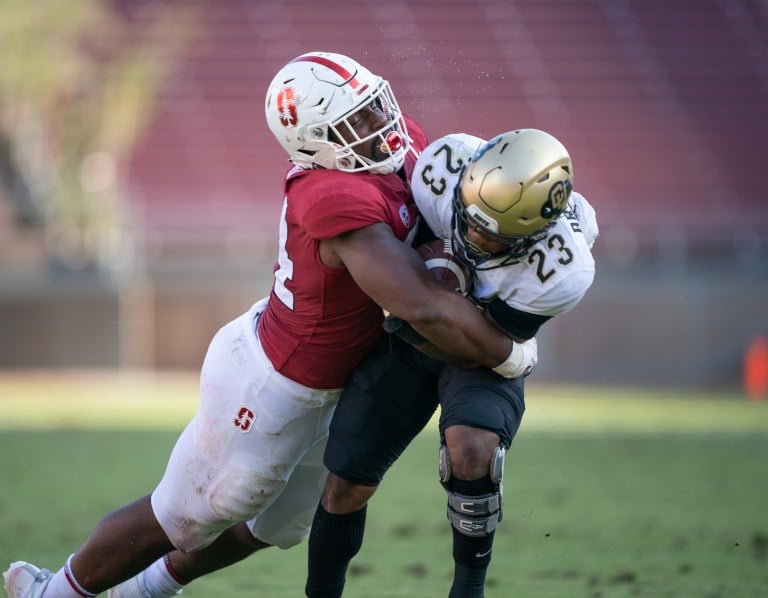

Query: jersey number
[[274, 199, 295, 309], [528, 234, 573, 283], [420, 143, 464, 196]]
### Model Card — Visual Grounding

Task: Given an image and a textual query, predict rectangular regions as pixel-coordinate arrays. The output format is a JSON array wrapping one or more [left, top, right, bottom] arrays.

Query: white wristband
[[492, 337, 538, 379]]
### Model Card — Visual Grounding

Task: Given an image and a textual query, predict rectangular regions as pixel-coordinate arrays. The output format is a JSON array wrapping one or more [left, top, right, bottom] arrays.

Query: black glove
[[382, 315, 428, 346]]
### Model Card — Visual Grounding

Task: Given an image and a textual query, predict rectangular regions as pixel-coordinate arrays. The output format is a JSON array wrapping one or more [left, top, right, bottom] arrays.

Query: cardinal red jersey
[[258, 116, 428, 389]]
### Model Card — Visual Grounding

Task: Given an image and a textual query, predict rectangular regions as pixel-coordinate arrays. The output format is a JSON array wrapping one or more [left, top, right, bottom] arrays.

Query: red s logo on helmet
[[277, 87, 298, 127]]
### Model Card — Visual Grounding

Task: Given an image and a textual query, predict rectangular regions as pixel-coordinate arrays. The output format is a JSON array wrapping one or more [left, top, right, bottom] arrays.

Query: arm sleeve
[[484, 298, 551, 340]]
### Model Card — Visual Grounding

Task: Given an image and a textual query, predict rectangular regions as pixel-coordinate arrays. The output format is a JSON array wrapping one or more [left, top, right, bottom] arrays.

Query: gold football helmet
[[452, 128, 573, 267]]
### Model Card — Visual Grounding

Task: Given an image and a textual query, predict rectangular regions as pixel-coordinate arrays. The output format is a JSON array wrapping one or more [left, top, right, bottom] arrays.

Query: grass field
[[1, 371, 767, 597]]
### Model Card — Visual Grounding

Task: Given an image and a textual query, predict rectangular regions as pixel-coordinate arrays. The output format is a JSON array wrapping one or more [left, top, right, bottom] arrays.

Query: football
[[416, 238, 473, 294]]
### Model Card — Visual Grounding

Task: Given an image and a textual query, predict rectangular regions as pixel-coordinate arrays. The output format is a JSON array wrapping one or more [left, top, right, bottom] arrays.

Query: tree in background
[[0, 0, 197, 271]]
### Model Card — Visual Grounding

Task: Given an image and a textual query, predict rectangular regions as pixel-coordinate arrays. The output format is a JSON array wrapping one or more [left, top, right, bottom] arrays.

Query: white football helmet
[[265, 51, 410, 174], [452, 128, 573, 268]]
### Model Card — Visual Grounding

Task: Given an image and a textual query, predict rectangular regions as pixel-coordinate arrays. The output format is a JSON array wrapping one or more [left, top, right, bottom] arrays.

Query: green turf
[[1, 377, 767, 596]]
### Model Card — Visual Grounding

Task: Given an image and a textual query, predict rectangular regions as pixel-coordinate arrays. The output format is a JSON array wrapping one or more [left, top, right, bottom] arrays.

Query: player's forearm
[[407, 316, 538, 378], [392, 290, 538, 378], [405, 295, 513, 368], [333, 225, 522, 370], [413, 340, 479, 366], [382, 314, 484, 365]]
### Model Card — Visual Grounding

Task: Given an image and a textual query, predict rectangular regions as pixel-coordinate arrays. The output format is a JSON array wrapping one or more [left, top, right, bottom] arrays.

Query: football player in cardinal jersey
[[3, 53, 533, 598], [305, 129, 598, 597]]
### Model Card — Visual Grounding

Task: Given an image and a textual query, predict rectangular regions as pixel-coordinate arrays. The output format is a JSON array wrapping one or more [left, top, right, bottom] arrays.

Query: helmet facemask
[[450, 184, 554, 270], [321, 81, 409, 174]]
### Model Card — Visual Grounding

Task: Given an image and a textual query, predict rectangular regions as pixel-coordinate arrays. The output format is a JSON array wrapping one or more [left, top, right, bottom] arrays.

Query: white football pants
[[151, 298, 342, 552]]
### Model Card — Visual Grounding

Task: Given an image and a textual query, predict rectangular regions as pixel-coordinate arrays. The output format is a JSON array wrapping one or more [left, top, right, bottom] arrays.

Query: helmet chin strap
[[451, 221, 536, 272], [465, 238, 493, 261]]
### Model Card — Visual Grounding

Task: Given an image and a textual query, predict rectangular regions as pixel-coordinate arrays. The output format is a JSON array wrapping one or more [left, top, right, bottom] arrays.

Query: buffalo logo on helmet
[[277, 87, 298, 127], [541, 179, 571, 219]]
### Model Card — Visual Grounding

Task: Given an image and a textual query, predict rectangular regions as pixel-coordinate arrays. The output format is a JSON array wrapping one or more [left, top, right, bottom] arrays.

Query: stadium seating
[[4, 0, 767, 381], [119, 0, 767, 264]]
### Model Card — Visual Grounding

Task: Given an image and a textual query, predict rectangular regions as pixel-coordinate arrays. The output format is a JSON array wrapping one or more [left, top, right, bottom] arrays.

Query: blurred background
[[1, 0, 767, 392]]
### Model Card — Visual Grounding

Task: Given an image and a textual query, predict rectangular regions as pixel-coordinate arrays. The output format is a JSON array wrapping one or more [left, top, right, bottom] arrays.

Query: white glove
[[492, 337, 538, 379]]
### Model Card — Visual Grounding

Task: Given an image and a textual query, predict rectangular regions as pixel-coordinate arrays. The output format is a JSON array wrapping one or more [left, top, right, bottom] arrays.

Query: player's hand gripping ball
[[416, 239, 473, 295]]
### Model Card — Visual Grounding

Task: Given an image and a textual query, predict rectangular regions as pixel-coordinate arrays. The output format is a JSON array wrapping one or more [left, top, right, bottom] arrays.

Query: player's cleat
[[3, 561, 53, 598], [108, 570, 182, 598]]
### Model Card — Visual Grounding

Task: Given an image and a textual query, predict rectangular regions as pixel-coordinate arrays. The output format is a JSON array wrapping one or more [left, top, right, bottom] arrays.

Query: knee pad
[[209, 467, 287, 521], [439, 443, 505, 537], [439, 443, 504, 485]]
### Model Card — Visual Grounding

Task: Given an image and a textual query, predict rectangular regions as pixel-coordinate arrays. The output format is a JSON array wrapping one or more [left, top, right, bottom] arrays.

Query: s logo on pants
[[234, 407, 255, 432]]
